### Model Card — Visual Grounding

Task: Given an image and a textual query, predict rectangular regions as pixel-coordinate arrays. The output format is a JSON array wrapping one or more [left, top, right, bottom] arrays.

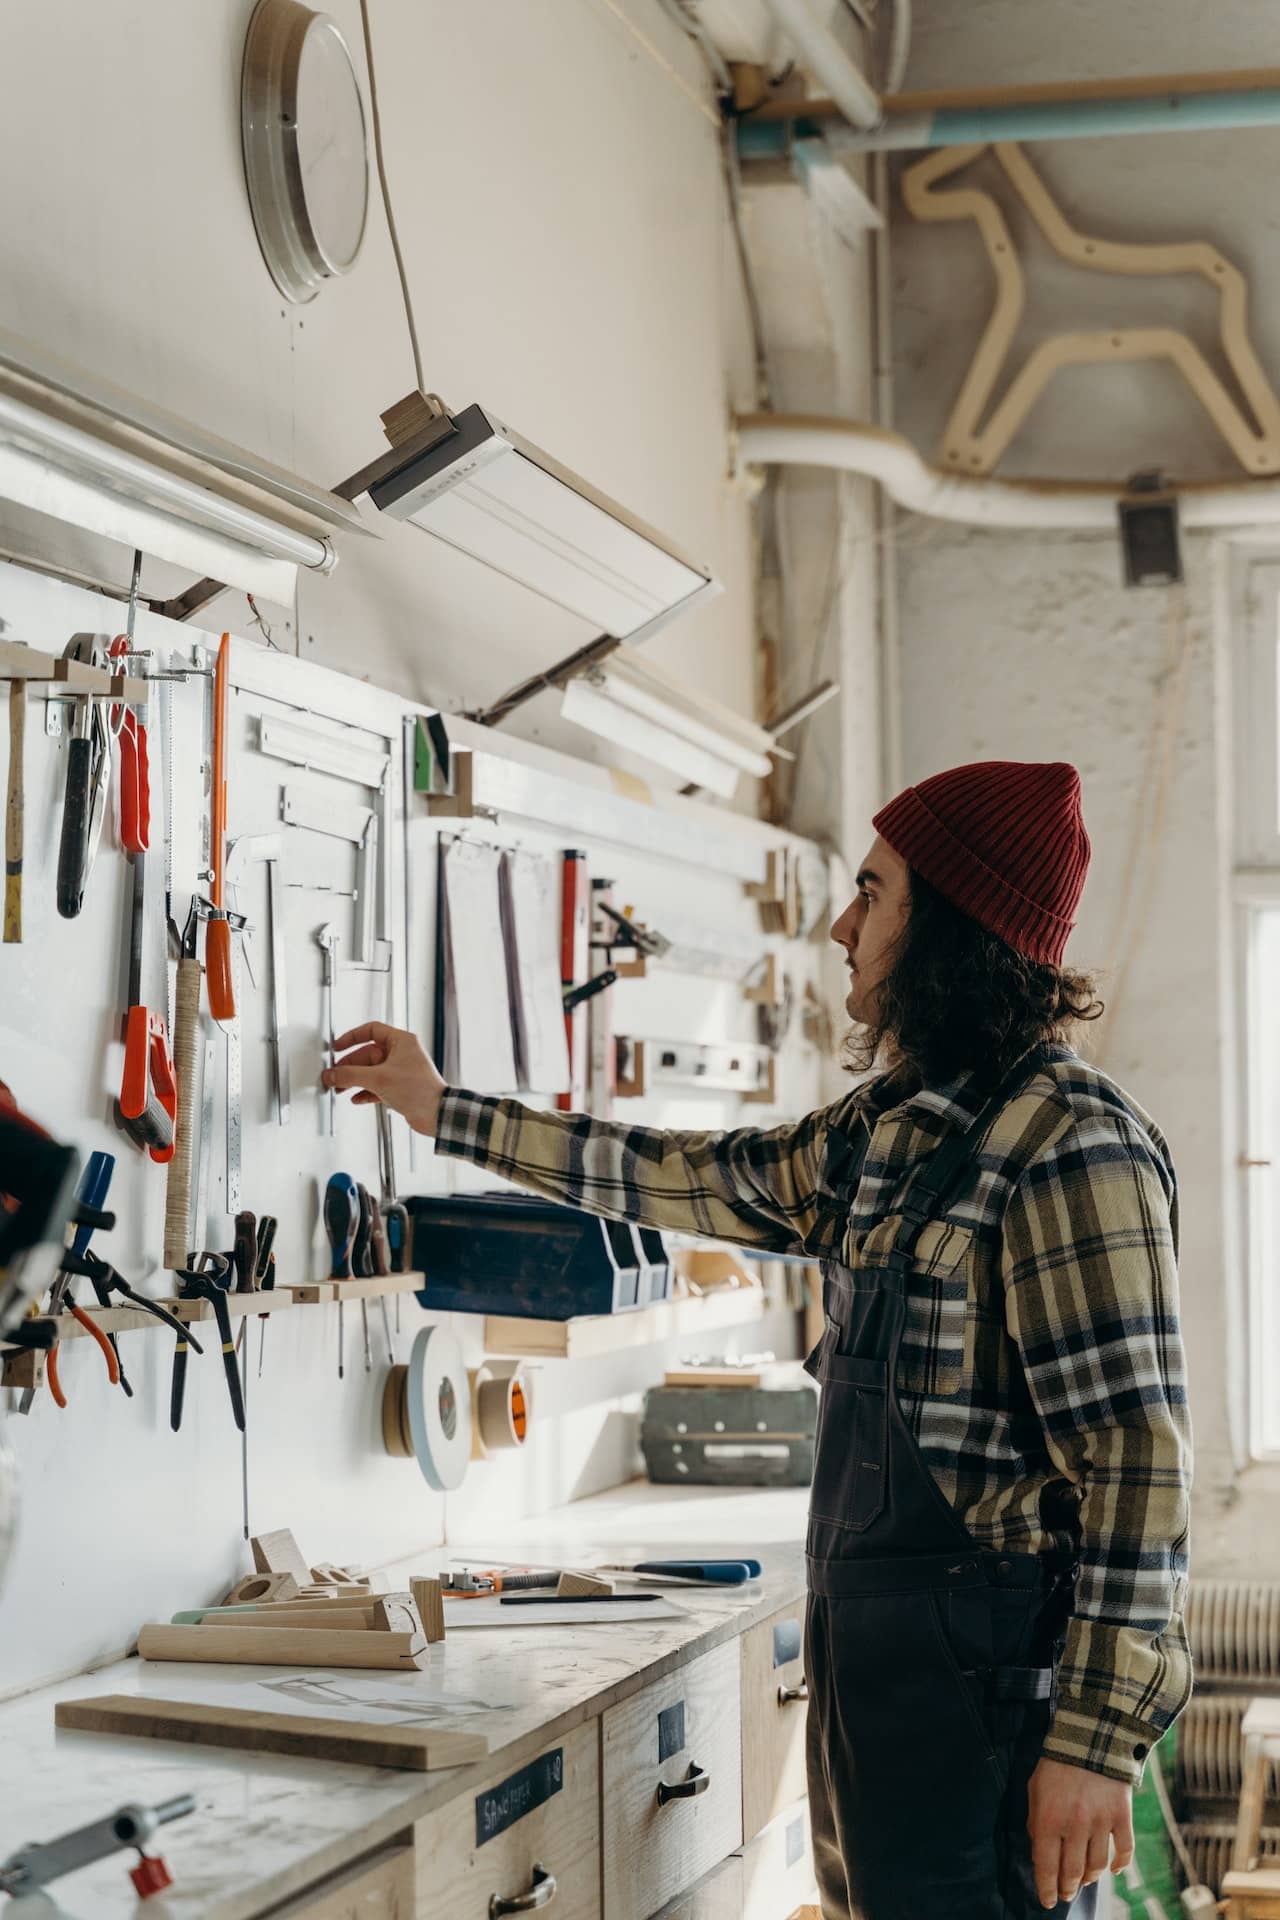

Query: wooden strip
[[202, 1606, 380, 1631], [282, 1272, 424, 1305], [137, 1623, 426, 1670], [54, 1694, 488, 1772], [410, 1578, 446, 1645]]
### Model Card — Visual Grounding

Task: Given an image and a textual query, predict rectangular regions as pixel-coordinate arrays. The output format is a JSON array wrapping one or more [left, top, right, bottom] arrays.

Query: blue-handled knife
[[603, 1559, 762, 1585]]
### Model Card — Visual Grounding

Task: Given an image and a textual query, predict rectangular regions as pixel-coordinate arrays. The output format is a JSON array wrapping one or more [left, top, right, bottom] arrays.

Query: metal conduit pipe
[[733, 414, 1280, 530], [758, 0, 882, 130], [738, 76, 1280, 157]]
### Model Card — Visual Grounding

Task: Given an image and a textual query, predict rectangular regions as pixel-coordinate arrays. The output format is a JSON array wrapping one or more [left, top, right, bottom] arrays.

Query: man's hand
[[323, 1023, 447, 1137], [1027, 1757, 1134, 1909]]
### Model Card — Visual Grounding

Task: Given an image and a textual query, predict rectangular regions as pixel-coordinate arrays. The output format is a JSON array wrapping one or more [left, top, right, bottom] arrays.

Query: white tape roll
[[406, 1326, 472, 1492]]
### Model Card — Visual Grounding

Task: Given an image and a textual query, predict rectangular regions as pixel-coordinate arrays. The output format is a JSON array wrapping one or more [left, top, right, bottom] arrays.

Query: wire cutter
[[29, 1150, 120, 1412], [67, 1249, 203, 1400], [171, 1254, 243, 1433]]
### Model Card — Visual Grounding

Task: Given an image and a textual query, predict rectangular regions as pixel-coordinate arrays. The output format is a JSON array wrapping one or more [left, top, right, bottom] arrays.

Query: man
[[325, 759, 1192, 1920]]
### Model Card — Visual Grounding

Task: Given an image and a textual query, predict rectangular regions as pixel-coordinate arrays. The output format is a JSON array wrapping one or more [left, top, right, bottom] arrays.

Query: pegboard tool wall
[[0, 559, 828, 1695]]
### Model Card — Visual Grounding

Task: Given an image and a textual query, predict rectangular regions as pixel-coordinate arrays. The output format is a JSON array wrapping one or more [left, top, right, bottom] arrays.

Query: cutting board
[[55, 1693, 489, 1772]]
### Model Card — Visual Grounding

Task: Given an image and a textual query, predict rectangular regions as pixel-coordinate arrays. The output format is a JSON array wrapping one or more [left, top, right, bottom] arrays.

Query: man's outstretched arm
[[324, 1021, 843, 1253]]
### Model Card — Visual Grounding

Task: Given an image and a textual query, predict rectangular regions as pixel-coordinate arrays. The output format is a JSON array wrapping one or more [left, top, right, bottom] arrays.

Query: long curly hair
[[846, 869, 1105, 1090]]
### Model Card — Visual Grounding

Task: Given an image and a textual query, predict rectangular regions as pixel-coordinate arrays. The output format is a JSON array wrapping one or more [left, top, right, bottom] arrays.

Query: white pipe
[[734, 413, 1280, 530], [884, 0, 912, 95], [760, 0, 882, 130]]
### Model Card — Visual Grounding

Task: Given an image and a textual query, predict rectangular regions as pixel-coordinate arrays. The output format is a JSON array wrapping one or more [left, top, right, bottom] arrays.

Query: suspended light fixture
[[340, 392, 719, 645], [559, 645, 776, 799]]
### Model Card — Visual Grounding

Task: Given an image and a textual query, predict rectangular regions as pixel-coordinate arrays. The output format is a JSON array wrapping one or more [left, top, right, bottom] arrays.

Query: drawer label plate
[[773, 1617, 802, 1668], [475, 1748, 564, 1847], [657, 1699, 686, 1762]]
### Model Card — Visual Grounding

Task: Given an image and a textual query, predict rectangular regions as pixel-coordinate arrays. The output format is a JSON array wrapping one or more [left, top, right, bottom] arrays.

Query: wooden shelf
[[483, 1285, 769, 1361], [0, 1273, 426, 1363], [0, 638, 150, 705], [281, 1272, 425, 1305]]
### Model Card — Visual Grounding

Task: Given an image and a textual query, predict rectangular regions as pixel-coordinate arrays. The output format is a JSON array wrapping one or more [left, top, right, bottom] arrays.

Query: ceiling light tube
[[581, 669, 774, 777], [560, 676, 752, 799]]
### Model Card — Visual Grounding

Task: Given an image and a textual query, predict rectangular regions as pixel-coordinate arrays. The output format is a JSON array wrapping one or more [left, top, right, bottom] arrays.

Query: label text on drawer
[[657, 1700, 686, 1763], [475, 1747, 564, 1848], [772, 1618, 802, 1668]]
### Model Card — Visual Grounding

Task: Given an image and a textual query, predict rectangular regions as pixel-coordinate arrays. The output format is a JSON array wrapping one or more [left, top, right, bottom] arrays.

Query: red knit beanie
[[872, 761, 1090, 967]]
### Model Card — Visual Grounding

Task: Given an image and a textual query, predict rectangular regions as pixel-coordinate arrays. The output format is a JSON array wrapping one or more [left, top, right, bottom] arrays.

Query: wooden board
[[413, 1720, 599, 1920], [251, 1530, 314, 1584], [137, 1623, 425, 1669], [284, 1273, 425, 1305], [55, 1694, 488, 1773]]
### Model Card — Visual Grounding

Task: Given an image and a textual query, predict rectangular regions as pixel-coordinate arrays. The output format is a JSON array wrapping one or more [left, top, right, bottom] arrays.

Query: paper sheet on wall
[[500, 851, 571, 1094], [439, 839, 519, 1092]]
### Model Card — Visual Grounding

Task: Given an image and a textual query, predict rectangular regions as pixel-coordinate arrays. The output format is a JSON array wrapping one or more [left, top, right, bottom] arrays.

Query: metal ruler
[[226, 945, 243, 1213]]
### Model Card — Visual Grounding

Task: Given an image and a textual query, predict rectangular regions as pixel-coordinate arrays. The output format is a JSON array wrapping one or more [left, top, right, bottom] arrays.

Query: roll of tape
[[476, 1369, 531, 1452], [381, 1366, 413, 1458], [406, 1326, 472, 1491]]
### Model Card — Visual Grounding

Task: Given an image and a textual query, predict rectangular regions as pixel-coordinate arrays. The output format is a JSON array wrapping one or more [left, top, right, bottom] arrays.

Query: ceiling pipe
[[758, 0, 882, 131], [734, 414, 1280, 530], [739, 66, 1280, 155]]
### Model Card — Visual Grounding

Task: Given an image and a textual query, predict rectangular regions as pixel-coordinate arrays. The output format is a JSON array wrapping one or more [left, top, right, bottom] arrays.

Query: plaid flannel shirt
[[436, 1043, 1192, 1786]]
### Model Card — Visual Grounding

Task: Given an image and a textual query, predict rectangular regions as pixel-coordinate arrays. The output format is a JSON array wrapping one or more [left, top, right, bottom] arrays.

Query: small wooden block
[[250, 1530, 312, 1585], [223, 1572, 300, 1607], [557, 1570, 615, 1598], [373, 1597, 423, 1635], [1, 1349, 45, 1391], [410, 1577, 447, 1644]]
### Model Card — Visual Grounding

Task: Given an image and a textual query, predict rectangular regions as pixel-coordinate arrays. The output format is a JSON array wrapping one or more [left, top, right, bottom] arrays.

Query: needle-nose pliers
[[171, 1254, 244, 1433]]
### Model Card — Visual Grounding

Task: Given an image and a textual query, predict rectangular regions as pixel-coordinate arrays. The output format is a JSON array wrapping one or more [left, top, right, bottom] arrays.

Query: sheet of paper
[[501, 850, 571, 1094], [442, 1595, 686, 1629], [440, 838, 518, 1092]]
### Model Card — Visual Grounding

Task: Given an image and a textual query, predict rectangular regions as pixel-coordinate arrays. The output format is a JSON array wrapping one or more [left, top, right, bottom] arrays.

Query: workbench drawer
[[652, 1853, 744, 1919], [413, 1722, 599, 1919], [741, 1603, 809, 1842], [271, 1844, 415, 1918], [602, 1640, 742, 1920], [737, 1798, 817, 1920]]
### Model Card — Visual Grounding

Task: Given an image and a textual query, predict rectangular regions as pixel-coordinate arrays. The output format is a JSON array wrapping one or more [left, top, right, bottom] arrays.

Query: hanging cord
[[883, 0, 912, 93], [357, 0, 426, 394], [1096, 586, 1195, 1053]]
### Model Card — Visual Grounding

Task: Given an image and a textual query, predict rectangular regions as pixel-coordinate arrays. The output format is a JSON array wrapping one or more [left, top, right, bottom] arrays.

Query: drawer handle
[[489, 1863, 557, 1915], [778, 1679, 809, 1705], [657, 1762, 709, 1807]]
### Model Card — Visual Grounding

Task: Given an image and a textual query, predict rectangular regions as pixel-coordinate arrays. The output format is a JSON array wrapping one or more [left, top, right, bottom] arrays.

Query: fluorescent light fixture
[[560, 645, 775, 799], [343, 397, 719, 642], [0, 328, 368, 602]]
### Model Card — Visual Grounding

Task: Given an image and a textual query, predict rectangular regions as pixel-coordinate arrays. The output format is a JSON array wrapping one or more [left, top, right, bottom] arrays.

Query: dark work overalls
[[803, 1056, 1098, 1920]]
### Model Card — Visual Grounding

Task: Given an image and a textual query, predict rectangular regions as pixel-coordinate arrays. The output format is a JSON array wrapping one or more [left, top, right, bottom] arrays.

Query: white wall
[[887, 2, 1280, 1571], [0, 0, 758, 760]]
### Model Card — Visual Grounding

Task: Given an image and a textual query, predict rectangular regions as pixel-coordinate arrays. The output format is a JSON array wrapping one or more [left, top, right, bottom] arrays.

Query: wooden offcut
[[55, 1694, 488, 1772], [223, 1571, 300, 1607], [410, 1578, 446, 1645], [557, 1570, 615, 1598], [137, 1623, 426, 1670], [250, 1530, 313, 1585]]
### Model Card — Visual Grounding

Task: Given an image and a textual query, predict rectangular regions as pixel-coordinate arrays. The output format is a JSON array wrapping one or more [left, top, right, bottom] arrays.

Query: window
[[1236, 556, 1280, 1458]]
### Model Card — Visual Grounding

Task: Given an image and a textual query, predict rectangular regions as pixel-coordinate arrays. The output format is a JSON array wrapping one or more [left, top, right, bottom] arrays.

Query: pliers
[[26, 1150, 120, 1412], [66, 1249, 203, 1399], [171, 1254, 244, 1433]]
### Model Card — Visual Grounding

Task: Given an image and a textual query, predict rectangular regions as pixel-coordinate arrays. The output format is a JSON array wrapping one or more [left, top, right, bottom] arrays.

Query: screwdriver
[[231, 1210, 255, 1541], [352, 1184, 374, 1373], [323, 1174, 359, 1381], [254, 1215, 277, 1377]]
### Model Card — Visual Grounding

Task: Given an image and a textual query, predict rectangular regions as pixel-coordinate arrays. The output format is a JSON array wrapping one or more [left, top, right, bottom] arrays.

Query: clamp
[[0, 1792, 195, 1902]]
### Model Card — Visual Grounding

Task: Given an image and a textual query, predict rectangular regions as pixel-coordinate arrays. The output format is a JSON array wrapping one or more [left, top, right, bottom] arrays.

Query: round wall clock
[[241, 0, 370, 304]]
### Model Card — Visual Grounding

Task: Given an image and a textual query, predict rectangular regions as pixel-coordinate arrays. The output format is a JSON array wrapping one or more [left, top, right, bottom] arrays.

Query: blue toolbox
[[409, 1193, 673, 1320]]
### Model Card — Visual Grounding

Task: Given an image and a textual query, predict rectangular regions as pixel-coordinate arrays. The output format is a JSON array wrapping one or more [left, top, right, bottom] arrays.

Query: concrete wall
[[889, 2, 1280, 1570]]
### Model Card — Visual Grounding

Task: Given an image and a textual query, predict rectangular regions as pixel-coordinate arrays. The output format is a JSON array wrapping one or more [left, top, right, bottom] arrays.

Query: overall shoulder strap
[[893, 1046, 1052, 1243]]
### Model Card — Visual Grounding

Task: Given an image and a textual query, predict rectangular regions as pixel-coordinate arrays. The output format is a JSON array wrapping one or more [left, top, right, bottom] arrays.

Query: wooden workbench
[[0, 1484, 813, 1919]]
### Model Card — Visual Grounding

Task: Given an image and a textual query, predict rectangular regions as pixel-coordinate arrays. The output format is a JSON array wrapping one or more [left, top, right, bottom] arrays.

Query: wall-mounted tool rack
[[0, 1271, 428, 1389], [0, 638, 149, 706]]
